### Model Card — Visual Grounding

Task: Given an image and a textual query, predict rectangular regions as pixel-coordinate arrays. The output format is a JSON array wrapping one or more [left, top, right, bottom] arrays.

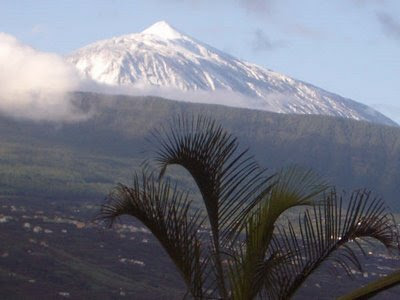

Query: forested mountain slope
[[0, 92, 398, 209]]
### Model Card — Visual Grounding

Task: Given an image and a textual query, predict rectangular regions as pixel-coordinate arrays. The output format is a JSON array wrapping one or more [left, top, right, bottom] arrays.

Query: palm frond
[[269, 166, 328, 212], [338, 269, 400, 300], [228, 247, 291, 300], [98, 171, 206, 299], [267, 189, 399, 299], [227, 166, 327, 300], [149, 115, 274, 297], [150, 115, 272, 243]]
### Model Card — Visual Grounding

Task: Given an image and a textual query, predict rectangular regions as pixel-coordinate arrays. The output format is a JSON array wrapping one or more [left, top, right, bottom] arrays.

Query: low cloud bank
[[89, 81, 272, 112], [0, 33, 88, 122]]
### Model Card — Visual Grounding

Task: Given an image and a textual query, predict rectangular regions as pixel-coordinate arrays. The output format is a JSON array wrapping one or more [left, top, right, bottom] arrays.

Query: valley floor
[[1, 195, 400, 299]]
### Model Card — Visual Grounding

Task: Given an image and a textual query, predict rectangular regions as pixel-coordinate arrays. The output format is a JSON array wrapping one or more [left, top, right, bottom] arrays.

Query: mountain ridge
[[67, 21, 396, 126]]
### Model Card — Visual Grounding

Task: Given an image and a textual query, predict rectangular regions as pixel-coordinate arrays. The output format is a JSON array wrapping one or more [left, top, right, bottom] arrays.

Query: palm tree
[[99, 115, 399, 299]]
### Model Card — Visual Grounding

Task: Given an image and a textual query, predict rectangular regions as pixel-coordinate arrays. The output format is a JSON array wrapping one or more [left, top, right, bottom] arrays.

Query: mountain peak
[[68, 22, 396, 126], [141, 21, 183, 40]]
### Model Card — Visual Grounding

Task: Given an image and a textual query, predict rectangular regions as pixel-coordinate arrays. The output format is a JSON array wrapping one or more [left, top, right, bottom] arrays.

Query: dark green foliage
[[151, 115, 272, 243], [148, 115, 274, 298], [266, 189, 398, 298]]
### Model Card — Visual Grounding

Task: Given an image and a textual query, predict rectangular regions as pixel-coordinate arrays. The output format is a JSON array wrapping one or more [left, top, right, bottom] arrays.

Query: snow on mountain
[[67, 21, 396, 126]]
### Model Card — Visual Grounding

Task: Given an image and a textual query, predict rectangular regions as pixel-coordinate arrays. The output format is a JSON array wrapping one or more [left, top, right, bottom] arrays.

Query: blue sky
[[1, 0, 399, 121]]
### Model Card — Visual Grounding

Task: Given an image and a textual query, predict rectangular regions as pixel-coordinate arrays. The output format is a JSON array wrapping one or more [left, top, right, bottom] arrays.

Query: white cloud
[[92, 80, 293, 114], [0, 33, 88, 122]]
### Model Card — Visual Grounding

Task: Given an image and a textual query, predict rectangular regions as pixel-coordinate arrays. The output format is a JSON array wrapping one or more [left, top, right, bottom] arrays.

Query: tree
[[99, 115, 399, 299]]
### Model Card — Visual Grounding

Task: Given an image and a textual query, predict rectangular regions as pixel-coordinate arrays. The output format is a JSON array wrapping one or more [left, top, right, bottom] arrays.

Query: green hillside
[[0, 92, 399, 209]]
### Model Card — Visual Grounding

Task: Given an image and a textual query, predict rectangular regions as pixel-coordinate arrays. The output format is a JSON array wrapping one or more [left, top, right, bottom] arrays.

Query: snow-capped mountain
[[68, 21, 395, 126]]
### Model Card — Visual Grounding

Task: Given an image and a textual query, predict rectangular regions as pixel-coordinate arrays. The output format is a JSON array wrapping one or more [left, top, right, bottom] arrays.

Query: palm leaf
[[227, 166, 327, 300], [338, 269, 400, 299], [98, 171, 206, 299], [267, 189, 399, 299], [149, 115, 274, 297]]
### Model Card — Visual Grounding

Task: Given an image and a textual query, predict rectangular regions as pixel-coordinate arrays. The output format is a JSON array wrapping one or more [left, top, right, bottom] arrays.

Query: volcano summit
[[68, 21, 395, 126]]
